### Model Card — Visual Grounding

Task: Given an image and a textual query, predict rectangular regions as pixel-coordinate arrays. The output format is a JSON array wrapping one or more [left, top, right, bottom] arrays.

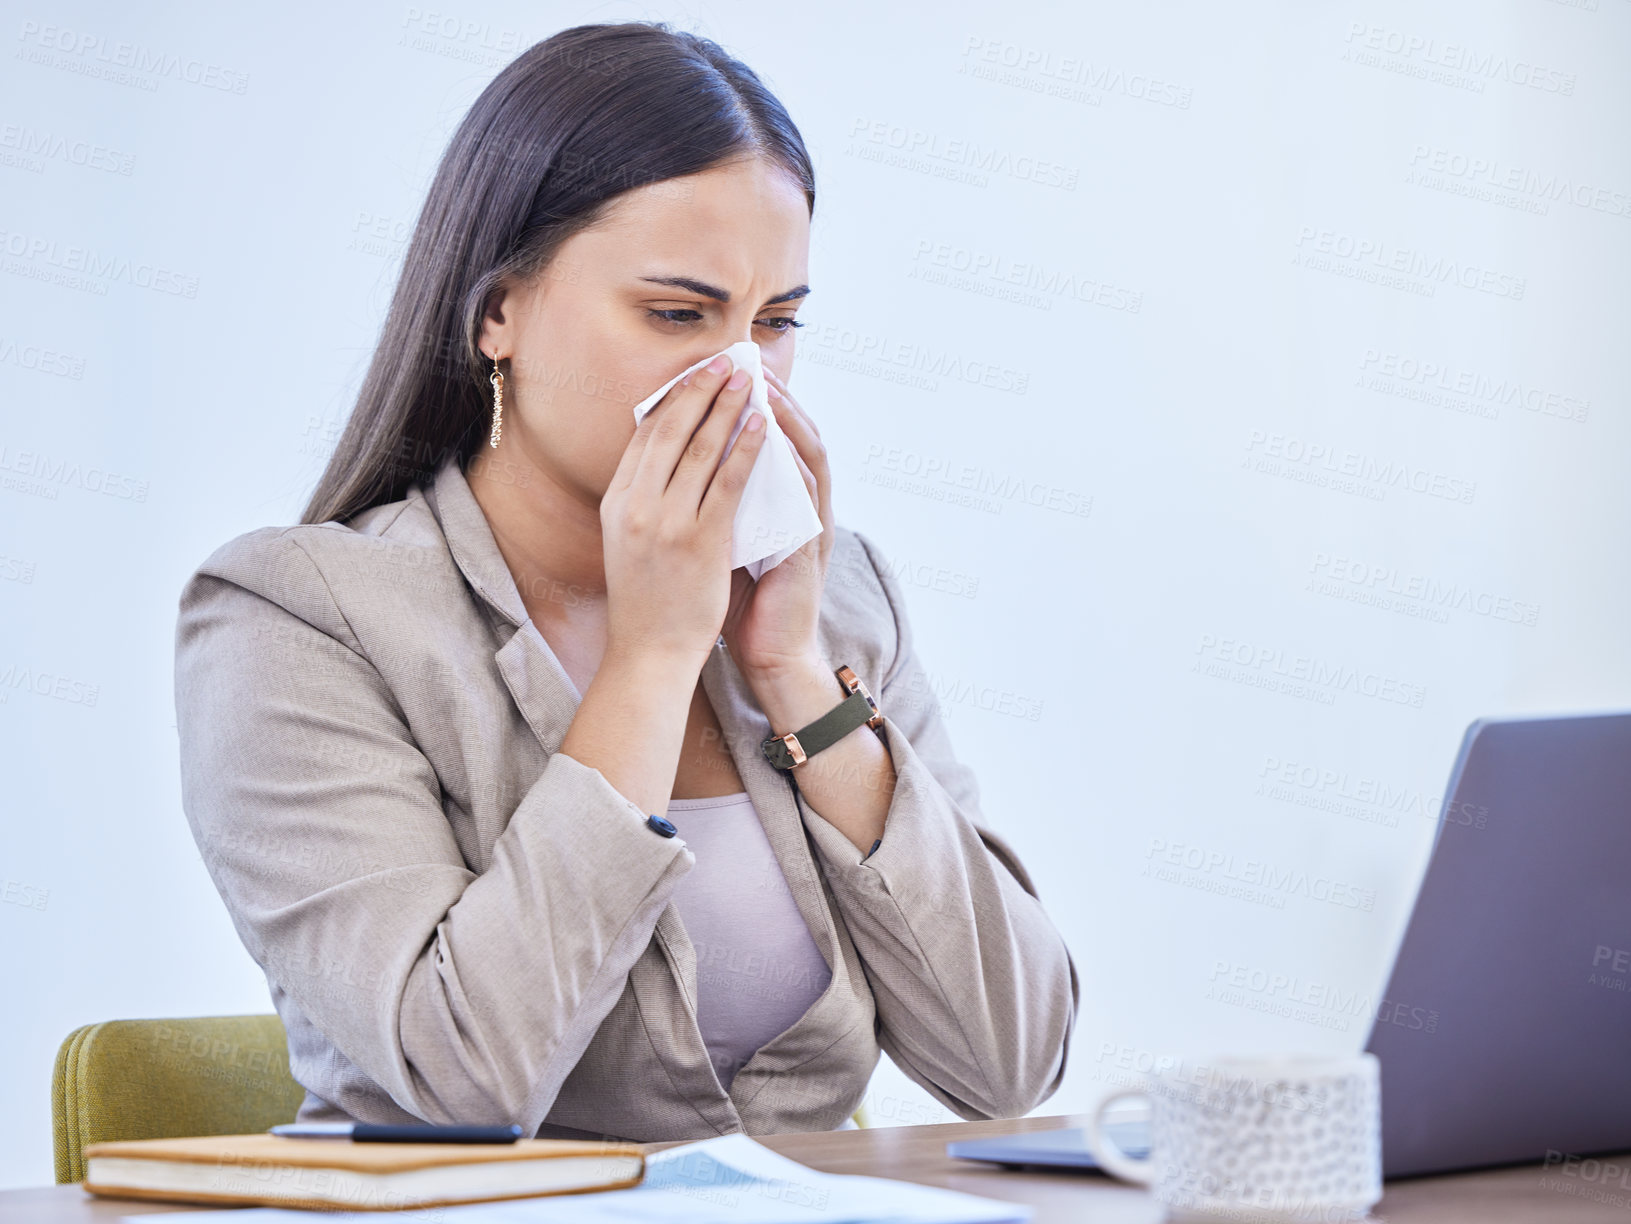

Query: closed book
[[81, 1132, 645, 1210]]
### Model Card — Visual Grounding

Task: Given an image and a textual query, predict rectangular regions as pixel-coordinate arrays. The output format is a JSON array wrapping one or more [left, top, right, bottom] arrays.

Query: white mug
[[1085, 1052, 1382, 1222]]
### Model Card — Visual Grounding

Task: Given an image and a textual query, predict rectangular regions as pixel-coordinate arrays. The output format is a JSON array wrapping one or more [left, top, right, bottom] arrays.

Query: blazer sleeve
[[174, 528, 694, 1131], [793, 529, 1080, 1121]]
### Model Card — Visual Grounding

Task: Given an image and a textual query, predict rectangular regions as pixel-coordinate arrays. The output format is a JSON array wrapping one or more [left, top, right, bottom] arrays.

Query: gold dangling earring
[[487, 353, 505, 448]]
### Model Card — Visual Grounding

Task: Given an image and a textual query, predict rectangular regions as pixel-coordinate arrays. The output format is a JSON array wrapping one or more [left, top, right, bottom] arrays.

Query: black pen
[[271, 1123, 523, 1143]]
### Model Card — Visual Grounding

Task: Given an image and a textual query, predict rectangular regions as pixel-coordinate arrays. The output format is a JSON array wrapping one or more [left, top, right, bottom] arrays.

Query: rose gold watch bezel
[[836, 665, 884, 730]]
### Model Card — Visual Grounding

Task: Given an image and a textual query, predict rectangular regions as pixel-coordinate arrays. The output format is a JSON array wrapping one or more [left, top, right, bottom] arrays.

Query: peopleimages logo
[[1195, 633, 1428, 709], [1357, 350, 1590, 424], [847, 117, 1080, 191], [959, 35, 1194, 109], [1208, 960, 1439, 1033], [0, 444, 150, 501], [1342, 23, 1576, 95], [1244, 430, 1477, 506], [910, 239, 1143, 313], [15, 21, 251, 93], [0, 227, 200, 298], [1144, 838, 1377, 912], [1293, 227, 1526, 300], [1407, 147, 1631, 219], [1309, 552, 1540, 627], [0, 124, 135, 175], [1256, 755, 1490, 829]]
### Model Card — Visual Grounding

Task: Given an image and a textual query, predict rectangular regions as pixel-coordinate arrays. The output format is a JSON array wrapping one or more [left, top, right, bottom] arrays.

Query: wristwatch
[[761, 665, 884, 771]]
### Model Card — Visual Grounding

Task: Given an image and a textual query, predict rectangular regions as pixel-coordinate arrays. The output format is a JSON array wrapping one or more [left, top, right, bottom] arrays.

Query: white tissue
[[631, 340, 823, 581]]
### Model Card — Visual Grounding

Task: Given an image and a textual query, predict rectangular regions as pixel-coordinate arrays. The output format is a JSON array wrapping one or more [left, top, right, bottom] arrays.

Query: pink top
[[664, 790, 833, 1091]]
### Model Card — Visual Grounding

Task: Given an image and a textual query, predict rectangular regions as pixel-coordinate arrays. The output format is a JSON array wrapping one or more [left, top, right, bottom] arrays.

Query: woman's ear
[[476, 279, 518, 361]]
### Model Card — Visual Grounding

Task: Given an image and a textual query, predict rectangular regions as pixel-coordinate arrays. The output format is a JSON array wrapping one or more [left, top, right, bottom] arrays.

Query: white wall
[[2, 0, 1627, 1189]]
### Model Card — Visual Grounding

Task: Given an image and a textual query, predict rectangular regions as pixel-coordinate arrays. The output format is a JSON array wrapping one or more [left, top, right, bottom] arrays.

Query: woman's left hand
[[720, 366, 834, 678]]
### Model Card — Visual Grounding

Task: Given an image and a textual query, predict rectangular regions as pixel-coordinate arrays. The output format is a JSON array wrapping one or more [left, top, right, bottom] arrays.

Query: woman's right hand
[[600, 353, 767, 671]]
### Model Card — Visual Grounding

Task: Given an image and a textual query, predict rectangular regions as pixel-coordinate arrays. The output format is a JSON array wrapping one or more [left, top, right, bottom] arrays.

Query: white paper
[[122, 1132, 1031, 1224], [631, 341, 823, 581]]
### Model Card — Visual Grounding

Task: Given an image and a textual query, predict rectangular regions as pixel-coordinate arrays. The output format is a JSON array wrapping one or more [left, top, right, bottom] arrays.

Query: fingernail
[[746, 413, 764, 432], [767, 382, 781, 398], [707, 354, 731, 376], [726, 367, 750, 390]]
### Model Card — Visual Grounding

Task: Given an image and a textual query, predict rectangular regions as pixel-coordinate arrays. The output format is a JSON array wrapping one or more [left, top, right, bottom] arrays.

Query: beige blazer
[[173, 452, 1079, 1142]]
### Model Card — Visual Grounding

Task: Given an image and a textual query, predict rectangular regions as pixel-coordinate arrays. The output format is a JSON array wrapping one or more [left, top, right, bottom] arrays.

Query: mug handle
[[1083, 1085, 1154, 1185]]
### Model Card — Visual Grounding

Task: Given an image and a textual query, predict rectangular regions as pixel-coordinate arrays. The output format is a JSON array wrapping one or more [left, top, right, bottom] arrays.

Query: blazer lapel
[[428, 454, 531, 633], [426, 455, 579, 760]]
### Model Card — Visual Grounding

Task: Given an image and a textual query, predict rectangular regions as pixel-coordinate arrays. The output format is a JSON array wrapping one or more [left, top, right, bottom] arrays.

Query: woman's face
[[476, 155, 812, 505]]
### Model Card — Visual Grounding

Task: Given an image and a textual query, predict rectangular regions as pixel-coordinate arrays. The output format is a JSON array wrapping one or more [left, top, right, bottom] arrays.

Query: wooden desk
[[6, 1113, 1628, 1222]]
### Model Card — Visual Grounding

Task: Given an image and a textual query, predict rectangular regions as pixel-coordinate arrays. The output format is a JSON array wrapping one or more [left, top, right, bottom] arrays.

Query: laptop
[[949, 712, 1631, 1179]]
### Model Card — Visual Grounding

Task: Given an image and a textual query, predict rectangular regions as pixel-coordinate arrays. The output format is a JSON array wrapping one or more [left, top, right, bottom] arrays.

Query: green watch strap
[[761, 690, 878, 771]]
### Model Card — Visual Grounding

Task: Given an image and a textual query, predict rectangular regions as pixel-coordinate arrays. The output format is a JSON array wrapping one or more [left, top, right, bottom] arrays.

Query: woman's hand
[[720, 366, 835, 680], [600, 354, 768, 672]]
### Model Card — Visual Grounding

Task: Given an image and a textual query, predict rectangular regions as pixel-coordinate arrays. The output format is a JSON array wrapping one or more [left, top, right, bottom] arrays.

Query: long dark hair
[[300, 21, 816, 526]]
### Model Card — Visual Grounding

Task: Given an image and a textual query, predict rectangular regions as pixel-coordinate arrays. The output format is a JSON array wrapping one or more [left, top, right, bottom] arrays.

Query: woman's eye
[[645, 309, 805, 332], [647, 308, 703, 325]]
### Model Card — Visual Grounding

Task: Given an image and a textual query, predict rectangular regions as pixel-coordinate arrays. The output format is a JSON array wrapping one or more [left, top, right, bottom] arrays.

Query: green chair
[[52, 1014, 304, 1183]]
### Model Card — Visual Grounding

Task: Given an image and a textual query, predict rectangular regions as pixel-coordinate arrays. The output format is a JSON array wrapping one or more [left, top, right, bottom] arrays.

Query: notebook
[[116, 1131, 1031, 1223], [82, 1132, 644, 1211]]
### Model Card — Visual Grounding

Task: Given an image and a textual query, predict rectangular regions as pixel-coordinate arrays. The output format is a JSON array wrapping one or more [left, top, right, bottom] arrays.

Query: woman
[[174, 20, 1078, 1142]]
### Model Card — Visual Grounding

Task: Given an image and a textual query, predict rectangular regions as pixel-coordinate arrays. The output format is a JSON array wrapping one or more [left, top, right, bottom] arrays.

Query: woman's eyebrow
[[639, 275, 811, 306]]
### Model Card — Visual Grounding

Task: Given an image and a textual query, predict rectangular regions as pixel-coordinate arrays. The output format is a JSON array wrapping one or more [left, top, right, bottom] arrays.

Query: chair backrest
[[52, 1014, 305, 1183]]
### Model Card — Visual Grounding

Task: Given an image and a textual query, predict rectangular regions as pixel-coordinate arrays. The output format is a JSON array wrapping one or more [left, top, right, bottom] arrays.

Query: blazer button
[[645, 814, 678, 838]]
